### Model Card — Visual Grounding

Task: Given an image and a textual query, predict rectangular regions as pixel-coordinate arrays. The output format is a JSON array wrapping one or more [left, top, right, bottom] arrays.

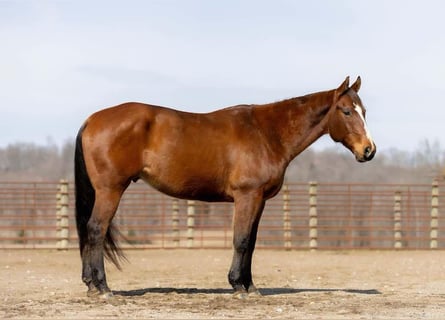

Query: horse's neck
[[254, 90, 335, 163]]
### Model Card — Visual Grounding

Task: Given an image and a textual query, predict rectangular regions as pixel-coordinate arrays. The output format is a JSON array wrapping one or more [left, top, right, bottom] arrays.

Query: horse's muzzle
[[357, 144, 376, 162]]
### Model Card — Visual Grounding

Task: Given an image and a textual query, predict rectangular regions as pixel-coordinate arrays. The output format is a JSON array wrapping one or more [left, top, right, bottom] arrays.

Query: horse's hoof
[[233, 291, 249, 300], [248, 289, 262, 297], [99, 291, 114, 299], [87, 287, 100, 297], [86, 287, 113, 299]]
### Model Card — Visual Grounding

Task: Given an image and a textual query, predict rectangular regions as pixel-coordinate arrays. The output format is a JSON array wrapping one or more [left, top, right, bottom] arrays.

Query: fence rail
[[0, 180, 444, 250]]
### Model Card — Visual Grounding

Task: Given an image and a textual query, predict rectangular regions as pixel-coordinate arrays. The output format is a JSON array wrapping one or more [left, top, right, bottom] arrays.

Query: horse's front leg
[[228, 189, 265, 298]]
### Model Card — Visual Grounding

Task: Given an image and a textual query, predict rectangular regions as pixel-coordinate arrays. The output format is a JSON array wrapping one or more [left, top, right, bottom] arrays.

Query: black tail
[[74, 124, 125, 269]]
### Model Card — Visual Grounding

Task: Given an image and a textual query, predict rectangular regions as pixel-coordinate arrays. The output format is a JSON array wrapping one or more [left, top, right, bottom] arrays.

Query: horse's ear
[[333, 76, 350, 103], [351, 76, 361, 92], [338, 76, 350, 93]]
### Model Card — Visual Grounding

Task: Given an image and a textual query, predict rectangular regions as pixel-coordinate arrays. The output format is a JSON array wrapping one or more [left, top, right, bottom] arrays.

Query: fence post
[[57, 180, 69, 250], [309, 181, 318, 251], [283, 184, 291, 250], [56, 189, 62, 249], [430, 179, 439, 249], [393, 190, 402, 249], [187, 200, 195, 248], [172, 199, 180, 247]]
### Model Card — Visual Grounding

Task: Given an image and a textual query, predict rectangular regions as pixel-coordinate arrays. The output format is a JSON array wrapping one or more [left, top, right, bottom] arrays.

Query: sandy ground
[[1, 249, 445, 319]]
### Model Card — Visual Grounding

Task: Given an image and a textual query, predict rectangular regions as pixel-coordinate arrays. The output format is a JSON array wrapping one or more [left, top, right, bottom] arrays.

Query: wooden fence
[[0, 180, 444, 250]]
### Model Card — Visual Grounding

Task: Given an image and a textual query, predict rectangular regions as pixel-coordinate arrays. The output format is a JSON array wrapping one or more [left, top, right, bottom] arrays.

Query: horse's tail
[[75, 124, 125, 269], [74, 124, 95, 259]]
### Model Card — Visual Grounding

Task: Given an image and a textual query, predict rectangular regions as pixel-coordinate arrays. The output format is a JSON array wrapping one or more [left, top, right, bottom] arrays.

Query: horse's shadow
[[113, 287, 381, 297]]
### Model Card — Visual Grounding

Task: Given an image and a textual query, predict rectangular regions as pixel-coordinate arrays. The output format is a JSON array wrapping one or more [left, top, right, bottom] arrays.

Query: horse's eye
[[342, 109, 352, 116]]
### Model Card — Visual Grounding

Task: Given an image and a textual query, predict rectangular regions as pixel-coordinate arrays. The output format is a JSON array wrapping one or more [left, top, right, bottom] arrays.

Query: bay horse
[[75, 76, 376, 299]]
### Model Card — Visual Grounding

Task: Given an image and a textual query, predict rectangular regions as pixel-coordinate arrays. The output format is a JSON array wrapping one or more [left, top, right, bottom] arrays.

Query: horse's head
[[328, 76, 376, 162]]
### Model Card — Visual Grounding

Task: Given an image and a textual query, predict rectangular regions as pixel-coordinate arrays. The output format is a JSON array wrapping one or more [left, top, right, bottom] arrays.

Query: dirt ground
[[1, 249, 444, 319]]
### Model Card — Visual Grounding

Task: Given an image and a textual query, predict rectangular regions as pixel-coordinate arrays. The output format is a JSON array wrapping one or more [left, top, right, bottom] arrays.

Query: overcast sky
[[1, 0, 444, 152]]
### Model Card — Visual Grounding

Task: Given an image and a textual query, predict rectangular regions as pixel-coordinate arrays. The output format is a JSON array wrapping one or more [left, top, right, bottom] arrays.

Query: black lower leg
[[86, 220, 111, 295], [228, 235, 251, 293], [244, 227, 259, 293], [81, 247, 95, 292], [229, 246, 257, 293], [81, 245, 95, 292], [90, 247, 110, 293], [231, 213, 262, 294]]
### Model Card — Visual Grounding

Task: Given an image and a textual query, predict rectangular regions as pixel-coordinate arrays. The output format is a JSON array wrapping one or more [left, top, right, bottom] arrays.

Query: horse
[[75, 76, 376, 299]]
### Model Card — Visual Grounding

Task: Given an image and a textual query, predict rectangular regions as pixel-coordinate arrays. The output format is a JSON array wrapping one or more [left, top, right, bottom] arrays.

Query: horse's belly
[[140, 167, 232, 202]]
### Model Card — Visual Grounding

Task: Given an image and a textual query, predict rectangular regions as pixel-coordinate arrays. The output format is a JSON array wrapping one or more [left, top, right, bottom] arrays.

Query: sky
[[0, 0, 444, 152]]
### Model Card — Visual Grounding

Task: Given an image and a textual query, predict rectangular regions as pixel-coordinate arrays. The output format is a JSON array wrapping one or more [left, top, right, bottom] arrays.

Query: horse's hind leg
[[83, 188, 123, 298]]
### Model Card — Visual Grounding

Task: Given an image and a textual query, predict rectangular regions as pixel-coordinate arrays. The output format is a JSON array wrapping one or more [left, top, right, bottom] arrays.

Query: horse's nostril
[[364, 146, 372, 157], [363, 145, 376, 161]]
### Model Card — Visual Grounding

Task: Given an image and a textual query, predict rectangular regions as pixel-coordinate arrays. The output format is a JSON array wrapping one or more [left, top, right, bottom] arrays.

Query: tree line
[[0, 139, 444, 183]]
